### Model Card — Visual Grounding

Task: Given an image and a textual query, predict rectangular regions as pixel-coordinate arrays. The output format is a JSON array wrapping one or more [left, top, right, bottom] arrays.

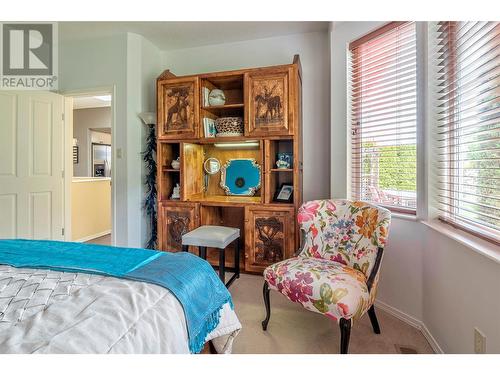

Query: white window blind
[[433, 21, 500, 243], [349, 22, 417, 213]]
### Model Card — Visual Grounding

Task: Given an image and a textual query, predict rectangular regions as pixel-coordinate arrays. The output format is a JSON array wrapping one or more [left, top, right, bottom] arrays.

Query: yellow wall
[[71, 178, 111, 241]]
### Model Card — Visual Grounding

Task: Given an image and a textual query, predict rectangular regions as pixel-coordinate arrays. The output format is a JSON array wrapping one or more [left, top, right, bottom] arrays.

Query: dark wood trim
[[339, 318, 352, 354], [367, 305, 381, 334], [261, 281, 271, 330], [293, 54, 302, 79], [157, 69, 177, 81], [366, 247, 384, 292]]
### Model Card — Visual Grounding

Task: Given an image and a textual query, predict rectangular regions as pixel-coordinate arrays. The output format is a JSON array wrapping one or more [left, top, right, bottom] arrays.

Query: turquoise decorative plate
[[220, 159, 261, 196]]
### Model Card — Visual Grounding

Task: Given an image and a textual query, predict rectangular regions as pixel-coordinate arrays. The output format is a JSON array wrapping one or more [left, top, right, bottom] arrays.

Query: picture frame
[[203, 117, 216, 138], [273, 183, 294, 203]]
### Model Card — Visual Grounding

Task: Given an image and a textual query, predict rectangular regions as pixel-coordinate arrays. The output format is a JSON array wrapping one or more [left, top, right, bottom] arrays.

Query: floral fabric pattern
[[264, 257, 370, 321], [264, 199, 391, 323], [298, 199, 391, 278]]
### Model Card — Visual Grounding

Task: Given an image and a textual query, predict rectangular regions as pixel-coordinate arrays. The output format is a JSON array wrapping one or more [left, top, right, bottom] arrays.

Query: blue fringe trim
[[189, 296, 233, 354]]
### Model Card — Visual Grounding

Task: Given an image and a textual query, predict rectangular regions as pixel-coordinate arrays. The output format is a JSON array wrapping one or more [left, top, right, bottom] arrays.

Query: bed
[[0, 241, 242, 354]]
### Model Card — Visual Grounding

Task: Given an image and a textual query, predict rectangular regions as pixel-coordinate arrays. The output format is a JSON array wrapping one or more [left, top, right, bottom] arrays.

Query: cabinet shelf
[[196, 136, 257, 144], [187, 193, 261, 206], [162, 168, 180, 172], [270, 168, 293, 172], [202, 103, 244, 110]]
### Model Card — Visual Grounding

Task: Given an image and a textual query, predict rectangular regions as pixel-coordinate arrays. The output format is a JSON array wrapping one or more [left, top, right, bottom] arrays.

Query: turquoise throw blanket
[[0, 239, 232, 353]]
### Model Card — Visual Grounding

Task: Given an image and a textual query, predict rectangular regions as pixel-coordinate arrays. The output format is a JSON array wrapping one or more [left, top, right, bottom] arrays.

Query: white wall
[[162, 31, 331, 201], [59, 34, 128, 246], [126, 33, 161, 247], [59, 33, 161, 247], [423, 226, 500, 353], [140, 37, 162, 246], [73, 107, 111, 177], [331, 21, 500, 353]]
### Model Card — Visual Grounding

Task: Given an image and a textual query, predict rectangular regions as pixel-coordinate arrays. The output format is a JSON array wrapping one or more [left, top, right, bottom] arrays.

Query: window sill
[[391, 212, 418, 221], [421, 219, 500, 265]]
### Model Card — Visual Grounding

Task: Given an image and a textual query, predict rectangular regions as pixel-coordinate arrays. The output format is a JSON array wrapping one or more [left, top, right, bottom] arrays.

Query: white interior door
[[0, 91, 64, 240]]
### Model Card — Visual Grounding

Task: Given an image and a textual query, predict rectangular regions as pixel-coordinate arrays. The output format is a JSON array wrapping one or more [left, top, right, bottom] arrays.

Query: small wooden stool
[[181, 225, 240, 288]]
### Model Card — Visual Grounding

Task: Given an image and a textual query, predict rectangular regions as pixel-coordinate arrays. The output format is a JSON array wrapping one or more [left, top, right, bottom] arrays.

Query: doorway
[[68, 91, 113, 245]]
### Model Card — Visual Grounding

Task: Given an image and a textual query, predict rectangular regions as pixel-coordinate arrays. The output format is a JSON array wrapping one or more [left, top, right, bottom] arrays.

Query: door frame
[[62, 86, 116, 246]]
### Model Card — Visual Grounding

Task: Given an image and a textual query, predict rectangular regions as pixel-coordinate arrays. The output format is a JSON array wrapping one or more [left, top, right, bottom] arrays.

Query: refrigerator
[[92, 143, 111, 177]]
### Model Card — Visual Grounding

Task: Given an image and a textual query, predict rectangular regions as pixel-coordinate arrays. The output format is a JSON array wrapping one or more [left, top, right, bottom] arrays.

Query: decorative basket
[[215, 117, 244, 137]]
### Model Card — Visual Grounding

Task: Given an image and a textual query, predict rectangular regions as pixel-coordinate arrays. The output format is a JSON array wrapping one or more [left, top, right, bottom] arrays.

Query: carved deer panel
[[158, 203, 199, 252], [157, 77, 199, 139], [247, 68, 292, 136], [245, 206, 295, 273]]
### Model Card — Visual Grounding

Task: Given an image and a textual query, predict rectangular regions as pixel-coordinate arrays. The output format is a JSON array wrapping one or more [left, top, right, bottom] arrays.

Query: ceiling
[[73, 96, 111, 109], [59, 22, 329, 51]]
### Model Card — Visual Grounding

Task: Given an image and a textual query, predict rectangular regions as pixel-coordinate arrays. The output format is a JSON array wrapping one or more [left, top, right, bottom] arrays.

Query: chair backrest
[[298, 199, 391, 279]]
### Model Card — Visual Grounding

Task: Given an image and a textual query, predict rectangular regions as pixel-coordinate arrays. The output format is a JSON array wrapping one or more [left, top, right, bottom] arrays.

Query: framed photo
[[203, 118, 216, 138], [273, 183, 293, 203]]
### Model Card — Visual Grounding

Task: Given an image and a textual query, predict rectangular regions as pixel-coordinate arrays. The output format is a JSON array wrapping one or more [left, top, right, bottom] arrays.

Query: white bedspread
[[0, 265, 241, 354]]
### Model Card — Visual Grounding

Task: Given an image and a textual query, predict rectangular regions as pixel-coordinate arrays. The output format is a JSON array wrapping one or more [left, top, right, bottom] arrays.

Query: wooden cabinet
[[157, 76, 199, 139], [246, 67, 293, 136], [156, 56, 302, 273], [244, 206, 295, 273], [158, 202, 199, 252]]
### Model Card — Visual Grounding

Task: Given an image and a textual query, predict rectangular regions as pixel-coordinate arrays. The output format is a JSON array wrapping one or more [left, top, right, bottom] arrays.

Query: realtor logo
[[0, 22, 58, 89]]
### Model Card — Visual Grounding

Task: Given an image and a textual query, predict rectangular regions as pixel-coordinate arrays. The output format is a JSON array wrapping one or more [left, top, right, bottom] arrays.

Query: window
[[433, 21, 500, 243], [349, 22, 418, 214]]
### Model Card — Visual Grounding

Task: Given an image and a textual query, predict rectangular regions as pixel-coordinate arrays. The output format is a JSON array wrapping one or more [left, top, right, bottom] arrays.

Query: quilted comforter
[[0, 265, 241, 354]]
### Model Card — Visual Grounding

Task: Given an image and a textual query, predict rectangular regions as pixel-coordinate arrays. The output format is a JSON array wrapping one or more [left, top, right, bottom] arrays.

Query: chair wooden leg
[[339, 318, 351, 354], [199, 246, 207, 260], [261, 281, 271, 331], [234, 238, 240, 279], [367, 305, 381, 334]]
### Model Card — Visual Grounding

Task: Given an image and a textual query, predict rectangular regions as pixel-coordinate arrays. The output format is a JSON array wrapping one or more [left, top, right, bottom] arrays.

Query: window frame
[[432, 21, 500, 245], [348, 21, 419, 215]]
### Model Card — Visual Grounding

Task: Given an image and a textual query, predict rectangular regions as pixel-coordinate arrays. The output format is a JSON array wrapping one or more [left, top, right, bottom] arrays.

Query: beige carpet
[[230, 274, 433, 354]]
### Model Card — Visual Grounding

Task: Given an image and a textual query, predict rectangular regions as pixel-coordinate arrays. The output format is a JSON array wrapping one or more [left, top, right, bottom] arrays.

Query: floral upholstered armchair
[[262, 199, 391, 354]]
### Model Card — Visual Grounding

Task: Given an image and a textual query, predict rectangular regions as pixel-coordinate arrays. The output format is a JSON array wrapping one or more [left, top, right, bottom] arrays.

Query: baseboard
[[419, 323, 444, 354], [74, 230, 111, 243], [375, 300, 444, 354]]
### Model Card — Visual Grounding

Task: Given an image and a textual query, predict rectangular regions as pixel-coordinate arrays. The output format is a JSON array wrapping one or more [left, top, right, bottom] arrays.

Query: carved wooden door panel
[[158, 202, 199, 252], [244, 206, 295, 273], [157, 77, 199, 139], [246, 68, 293, 136]]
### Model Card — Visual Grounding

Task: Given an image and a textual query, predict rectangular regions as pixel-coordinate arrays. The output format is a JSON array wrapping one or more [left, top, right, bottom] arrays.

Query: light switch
[[116, 148, 123, 159]]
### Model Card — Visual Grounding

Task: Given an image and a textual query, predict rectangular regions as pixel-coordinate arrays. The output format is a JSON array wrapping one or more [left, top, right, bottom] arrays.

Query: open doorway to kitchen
[[69, 92, 113, 245]]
